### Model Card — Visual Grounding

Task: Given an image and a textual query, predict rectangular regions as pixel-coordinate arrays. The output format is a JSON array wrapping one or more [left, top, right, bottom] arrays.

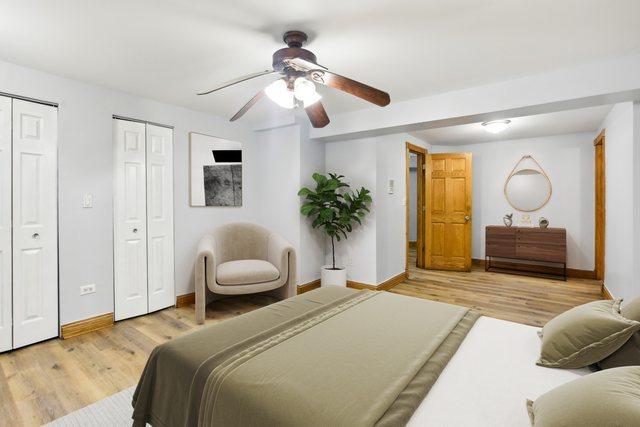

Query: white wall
[[324, 133, 428, 285], [0, 59, 255, 324], [375, 135, 428, 282], [324, 139, 378, 284], [598, 103, 636, 300], [253, 124, 302, 262], [430, 132, 596, 270], [299, 124, 326, 284]]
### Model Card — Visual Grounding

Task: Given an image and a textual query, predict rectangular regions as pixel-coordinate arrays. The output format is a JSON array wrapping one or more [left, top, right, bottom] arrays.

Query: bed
[[132, 286, 589, 426]]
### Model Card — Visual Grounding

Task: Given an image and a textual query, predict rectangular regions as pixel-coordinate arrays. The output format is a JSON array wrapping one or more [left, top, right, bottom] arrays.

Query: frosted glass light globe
[[265, 79, 294, 109]]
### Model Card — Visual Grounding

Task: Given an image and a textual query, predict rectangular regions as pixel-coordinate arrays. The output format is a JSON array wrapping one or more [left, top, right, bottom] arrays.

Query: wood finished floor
[[392, 250, 603, 327], [0, 295, 278, 427], [0, 260, 602, 426]]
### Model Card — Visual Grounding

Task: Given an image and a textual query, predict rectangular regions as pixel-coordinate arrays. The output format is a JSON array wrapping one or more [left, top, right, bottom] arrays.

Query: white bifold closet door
[[113, 119, 174, 321], [12, 99, 58, 349], [0, 96, 12, 352], [145, 124, 175, 313]]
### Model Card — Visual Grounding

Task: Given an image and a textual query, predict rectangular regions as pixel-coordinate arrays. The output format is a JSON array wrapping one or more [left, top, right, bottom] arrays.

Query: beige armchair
[[195, 222, 297, 324]]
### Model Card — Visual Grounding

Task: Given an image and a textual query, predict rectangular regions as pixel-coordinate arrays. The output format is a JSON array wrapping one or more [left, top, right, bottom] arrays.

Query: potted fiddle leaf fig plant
[[298, 173, 372, 287]]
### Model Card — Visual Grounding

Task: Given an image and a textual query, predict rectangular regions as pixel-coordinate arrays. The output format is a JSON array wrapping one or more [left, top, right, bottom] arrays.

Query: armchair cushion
[[216, 260, 280, 286]]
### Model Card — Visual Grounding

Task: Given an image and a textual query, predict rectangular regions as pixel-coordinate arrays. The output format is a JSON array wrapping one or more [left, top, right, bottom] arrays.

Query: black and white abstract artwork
[[190, 133, 242, 207]]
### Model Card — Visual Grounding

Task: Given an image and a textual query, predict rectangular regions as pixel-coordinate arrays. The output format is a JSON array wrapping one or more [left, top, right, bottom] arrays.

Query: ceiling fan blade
[[307, 70, 390, 107], [305, 102, 330, 128], [230, 91, 264, 122], [198, 70, 277, 95]]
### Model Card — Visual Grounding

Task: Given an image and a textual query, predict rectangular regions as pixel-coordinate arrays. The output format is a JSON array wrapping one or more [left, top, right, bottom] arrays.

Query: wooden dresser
[[485, 226, 567, 280]]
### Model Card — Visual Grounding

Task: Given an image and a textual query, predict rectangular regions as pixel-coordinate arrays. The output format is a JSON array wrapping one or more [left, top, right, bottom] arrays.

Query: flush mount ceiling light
[[481, 120, 511, 134], [197, 30, 390, 128]]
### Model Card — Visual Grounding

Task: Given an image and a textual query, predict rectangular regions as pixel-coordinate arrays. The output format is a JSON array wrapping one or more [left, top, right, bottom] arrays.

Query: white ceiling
[[410, 104, 613, 145], [0, 1, 638, 124]]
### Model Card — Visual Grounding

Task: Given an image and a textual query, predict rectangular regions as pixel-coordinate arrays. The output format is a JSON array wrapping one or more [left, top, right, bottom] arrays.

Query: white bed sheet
[[407, 316, 590, 426]]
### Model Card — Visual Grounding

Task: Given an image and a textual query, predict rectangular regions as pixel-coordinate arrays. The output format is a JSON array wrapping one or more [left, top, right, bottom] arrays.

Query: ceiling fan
[[197, 31, 391, 128]]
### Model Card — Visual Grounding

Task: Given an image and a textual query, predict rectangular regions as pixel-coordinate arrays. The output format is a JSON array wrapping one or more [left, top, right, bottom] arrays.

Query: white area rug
[[45, 387, 146, 427]]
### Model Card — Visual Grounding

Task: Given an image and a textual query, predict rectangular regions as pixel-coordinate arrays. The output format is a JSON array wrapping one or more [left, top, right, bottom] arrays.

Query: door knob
[[464, 215, 471, 221], [32, 233, 40, 239], [133, 228, 138, 233]]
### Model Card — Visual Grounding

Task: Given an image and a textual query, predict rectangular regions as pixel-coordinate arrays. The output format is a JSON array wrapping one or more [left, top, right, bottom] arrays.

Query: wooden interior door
[[114, 119, 148, 321], [425, 153, 472, 271], [0, 96, 11, 352], [12, 99, 59, 348]]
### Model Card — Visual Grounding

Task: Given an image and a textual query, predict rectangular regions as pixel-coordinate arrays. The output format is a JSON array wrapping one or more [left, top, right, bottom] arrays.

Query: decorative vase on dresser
[[485, 226, 567, 280]]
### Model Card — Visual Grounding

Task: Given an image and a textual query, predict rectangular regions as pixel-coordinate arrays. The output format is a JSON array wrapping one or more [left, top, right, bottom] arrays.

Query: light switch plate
[[83, 193, 93, 208], [388, 179, 395, 194]]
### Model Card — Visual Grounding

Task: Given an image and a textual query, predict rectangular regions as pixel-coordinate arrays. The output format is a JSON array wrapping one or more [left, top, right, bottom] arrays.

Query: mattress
[[407, 316, 590, 426]]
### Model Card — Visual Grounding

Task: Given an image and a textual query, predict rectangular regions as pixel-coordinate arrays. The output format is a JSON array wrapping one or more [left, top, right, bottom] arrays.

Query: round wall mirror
[[504, 168, 552, 212]]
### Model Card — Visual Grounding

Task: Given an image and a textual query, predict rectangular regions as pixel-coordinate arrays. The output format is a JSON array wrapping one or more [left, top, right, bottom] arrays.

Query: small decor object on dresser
[[503, 213, 513, 227], [539, 217, 549, 228], [189, 132, 242, 207], [518, 214, 532, 227]]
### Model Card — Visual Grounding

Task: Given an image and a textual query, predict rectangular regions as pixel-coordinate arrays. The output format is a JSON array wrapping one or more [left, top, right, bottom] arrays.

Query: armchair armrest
[[267, 232, 297, 297], [267, 233, 293, 275], [195, 234, 217, 324], [197, 234, 217, 287]]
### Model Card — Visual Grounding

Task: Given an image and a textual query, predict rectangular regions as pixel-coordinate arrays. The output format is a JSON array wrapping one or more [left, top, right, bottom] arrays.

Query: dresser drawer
[[486, 227, 516, 258], [516, 228, 566, 247], [516, 243, 567, 263]]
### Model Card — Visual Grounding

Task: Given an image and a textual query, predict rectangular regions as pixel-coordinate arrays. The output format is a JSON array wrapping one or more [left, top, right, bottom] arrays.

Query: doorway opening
[[406, 142, 427, 272]]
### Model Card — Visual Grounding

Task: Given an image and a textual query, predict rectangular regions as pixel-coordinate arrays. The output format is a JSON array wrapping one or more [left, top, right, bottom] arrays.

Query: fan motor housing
[[272, 48, 317, 73]]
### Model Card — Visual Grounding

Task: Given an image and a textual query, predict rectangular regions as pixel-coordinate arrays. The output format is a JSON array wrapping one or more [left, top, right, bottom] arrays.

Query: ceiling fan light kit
[[264, 79, 295, 109], [198, 30, 391, 128]]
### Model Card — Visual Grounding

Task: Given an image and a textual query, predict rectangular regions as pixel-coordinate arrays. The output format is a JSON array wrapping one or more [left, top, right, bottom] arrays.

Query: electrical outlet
[[80, 284, 96, 295]]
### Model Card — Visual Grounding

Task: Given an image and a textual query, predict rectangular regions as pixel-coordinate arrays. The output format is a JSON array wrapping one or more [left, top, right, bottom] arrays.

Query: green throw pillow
[[537, 299, 640, 368], [527, 366, 640, 426], [598, 297, 640, 369]]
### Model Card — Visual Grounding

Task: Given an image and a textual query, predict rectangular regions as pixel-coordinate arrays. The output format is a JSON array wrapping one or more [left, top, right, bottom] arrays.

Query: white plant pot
[[321, 266, 347, 287]]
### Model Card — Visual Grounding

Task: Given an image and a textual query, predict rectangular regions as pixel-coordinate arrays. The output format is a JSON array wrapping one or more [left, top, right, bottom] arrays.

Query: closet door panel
[[12, 99, 58, 348], [114, 119, 148, 321], [0, 96, 11, 352], [146, 125, 174, 312]]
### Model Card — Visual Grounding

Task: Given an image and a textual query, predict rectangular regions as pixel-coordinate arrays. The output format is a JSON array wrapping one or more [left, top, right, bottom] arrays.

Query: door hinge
[[422, 164, 426, 170]]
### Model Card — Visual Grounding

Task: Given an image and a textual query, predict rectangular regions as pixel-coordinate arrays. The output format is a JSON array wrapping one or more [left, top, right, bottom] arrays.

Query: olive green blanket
[[132, 286, 479, 427]]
